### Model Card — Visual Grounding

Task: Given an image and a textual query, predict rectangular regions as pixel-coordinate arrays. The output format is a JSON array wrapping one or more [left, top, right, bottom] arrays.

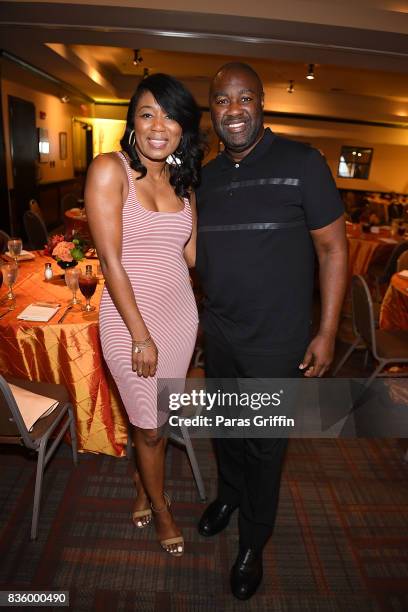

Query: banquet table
[[64, 208, 92, 244], [379, 272, 408, 330], [0, 253, 128, 456], [346, 226, 398, 283]]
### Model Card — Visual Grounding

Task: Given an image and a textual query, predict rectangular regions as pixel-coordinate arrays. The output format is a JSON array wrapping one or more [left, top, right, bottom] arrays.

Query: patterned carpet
[[1, 432, 408, 611]]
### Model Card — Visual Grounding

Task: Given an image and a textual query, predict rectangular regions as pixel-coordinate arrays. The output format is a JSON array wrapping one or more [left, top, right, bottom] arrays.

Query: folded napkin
[[4, 250, 35, 261], [9, 383, 59, 432], [17, 302, 60, 322], [398, 270, 408, 278]]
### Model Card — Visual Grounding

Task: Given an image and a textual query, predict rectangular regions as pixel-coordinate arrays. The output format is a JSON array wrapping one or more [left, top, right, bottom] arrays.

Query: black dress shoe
[[230, 547, 263, 601], [197, 499, 237, 537]]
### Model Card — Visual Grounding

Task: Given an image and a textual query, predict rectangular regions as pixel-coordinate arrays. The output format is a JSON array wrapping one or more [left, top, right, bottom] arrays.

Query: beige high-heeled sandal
[[132, 506, 152, 528], [151, 492, 184, 557], [132, 473, 152, 528]]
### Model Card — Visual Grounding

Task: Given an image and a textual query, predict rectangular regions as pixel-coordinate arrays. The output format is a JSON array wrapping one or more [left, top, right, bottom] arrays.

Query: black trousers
[[204, 333, 304, 552]]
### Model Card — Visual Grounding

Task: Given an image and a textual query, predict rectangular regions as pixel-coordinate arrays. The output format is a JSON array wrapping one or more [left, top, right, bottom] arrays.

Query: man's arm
[[300, 216, 348, 377]]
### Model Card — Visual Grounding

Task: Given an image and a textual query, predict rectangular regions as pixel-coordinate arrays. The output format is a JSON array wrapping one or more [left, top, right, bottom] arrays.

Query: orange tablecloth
[[379, 273, 408, 330], [0, 254, 128, 456]]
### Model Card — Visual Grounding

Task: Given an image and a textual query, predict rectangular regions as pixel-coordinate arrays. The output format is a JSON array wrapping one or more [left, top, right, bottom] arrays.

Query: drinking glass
[[65, 268, 81, 305], [8, 238, 22, 265], [2, 262, 18, 307], [78, 269, 97, 312]]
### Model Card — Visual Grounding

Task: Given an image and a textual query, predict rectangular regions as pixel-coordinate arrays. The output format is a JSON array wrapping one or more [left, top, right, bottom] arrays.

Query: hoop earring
[[166, 153, 182, 167], [128, 129, 135, 148], [175, 139, 183, 157]]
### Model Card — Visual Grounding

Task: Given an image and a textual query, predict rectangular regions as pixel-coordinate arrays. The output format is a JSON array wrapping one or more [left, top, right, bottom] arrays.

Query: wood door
[[9, 96, 37, 236]]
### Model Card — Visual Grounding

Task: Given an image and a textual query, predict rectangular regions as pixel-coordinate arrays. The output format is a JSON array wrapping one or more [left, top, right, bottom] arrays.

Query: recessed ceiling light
[[133, 49, 143, 66], [306, 64, 315, 80]]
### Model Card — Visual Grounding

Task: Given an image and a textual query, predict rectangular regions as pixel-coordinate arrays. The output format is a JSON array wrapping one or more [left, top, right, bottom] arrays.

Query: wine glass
[[2, 262, 18, 307], [65, 268, 81, 305], [8, 238, 22, 265], [78, 267, 98, 312]]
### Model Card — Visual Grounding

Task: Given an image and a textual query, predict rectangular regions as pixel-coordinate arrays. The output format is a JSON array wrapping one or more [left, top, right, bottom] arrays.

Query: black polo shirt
[[195, 128, 344, 355]]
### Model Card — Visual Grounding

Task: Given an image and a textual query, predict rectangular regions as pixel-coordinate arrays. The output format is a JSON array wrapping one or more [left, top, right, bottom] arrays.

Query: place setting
[[3, 237, 35, 263]]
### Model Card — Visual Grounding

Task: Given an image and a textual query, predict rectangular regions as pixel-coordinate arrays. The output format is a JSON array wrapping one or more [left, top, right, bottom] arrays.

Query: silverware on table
[[57, 305, 73, 323]]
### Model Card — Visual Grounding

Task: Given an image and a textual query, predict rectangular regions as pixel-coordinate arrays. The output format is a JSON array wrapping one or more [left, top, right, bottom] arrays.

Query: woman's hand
[[132, 337, 158, 377]]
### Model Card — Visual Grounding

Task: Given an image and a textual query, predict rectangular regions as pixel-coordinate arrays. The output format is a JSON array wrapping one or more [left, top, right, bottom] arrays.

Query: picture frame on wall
[[59, 131, 67, 160], [38, 127, 49, 163]]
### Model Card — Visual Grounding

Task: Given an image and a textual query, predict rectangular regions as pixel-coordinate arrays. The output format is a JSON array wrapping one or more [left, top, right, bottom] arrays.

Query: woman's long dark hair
[[120, 73, 204, 198]]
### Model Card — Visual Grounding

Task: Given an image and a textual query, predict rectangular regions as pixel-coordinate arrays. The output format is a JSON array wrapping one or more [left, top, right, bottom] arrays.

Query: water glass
[[8, 238, 22, 264], [65, 268, 81, 305], [2, 262, 18, 306]]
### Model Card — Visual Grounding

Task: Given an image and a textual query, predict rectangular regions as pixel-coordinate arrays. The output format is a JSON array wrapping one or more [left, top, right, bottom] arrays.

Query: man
[[195, 63, 347, 600]]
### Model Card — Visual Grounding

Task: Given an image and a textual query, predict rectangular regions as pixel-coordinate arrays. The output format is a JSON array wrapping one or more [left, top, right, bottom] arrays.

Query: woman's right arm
[[85, 154, 157, 377]]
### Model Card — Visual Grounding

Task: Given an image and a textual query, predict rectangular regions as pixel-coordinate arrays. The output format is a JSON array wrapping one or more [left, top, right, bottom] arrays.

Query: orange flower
[[52, 241, 75, 262]]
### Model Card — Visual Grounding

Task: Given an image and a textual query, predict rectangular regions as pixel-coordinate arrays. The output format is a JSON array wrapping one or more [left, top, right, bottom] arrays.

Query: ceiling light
[[133, 49, 143, 66], [306, 64, 315, 80], [60, 95, 70, 103], [287, 80, 295, 94], [143, 67, 150, 79]]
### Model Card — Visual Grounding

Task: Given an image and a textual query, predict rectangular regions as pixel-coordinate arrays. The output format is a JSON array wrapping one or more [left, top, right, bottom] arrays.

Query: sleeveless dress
[[99, 152, 198, 429]]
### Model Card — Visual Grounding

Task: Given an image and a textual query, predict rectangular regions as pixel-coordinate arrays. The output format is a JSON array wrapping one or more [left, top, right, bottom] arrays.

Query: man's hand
[[299, 332, 335, 377]]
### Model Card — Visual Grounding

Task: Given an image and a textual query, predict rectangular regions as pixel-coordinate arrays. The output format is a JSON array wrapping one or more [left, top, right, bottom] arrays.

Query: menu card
[[9, 383, 59, 432], [17, 302, 61, 322]]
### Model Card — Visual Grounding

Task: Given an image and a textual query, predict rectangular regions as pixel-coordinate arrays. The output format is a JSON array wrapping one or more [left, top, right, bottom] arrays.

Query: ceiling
[[1, 0, 408, 126]]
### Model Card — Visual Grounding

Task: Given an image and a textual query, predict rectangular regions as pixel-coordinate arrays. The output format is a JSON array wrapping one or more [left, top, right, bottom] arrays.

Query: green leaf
[[71, 247, 83, 261]]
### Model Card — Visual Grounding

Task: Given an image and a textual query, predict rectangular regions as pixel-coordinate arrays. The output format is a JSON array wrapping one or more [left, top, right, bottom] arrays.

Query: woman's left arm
[[184, 191, 197, 268]]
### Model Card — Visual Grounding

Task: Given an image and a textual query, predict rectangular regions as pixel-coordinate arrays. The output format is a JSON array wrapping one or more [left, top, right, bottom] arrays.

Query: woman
[[85, 74, 203, 557]]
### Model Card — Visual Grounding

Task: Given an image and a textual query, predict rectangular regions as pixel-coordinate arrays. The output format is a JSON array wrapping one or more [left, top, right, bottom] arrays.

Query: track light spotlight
[[143, 67, 150, 79], [306, 64, 315, 80], [287, 80, 295, 94], [133, 49, 143, 66], [60, 95, 70, 103]]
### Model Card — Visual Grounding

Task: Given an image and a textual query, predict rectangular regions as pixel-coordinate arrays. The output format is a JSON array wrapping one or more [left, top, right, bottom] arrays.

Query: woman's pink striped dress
[[99, 152, 198, 429]]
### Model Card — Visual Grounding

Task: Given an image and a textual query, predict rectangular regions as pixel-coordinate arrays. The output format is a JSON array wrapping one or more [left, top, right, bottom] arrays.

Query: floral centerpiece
[[44, 232, 87, 269]]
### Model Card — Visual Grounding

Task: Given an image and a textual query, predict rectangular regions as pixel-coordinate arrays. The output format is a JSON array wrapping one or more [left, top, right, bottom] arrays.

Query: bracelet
[[132, 334, 152, 354]]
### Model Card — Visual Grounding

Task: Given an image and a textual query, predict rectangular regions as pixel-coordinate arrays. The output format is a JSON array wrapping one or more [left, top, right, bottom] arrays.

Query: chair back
[[351, 275, 378, 356], [23, 210, 48, 249], [0, 229, 11, 254], [397, 249, 408, 272], [29, 199, 43, 219], [0, 376, 35, 448]]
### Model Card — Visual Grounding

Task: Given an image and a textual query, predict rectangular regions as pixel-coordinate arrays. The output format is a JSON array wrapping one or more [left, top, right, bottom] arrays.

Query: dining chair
[[0, 229, 11, 254], [126, 421, 207, 502], [0, 375, 78, 539], [396, 250, 408, 272], [23, 210, 49, 249], [29, 198, 44, 220], [333, 275, 408, 388]]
